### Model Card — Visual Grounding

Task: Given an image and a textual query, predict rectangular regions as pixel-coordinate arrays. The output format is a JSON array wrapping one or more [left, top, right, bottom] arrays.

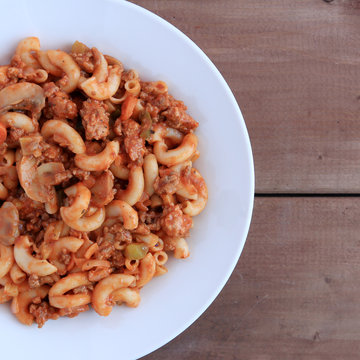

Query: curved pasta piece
[[1, 149, 15, 167], [154, 133, 198, 166], [110, 288, 140, 308], [153, 251, 168, 266], [50, 236, 84, 257], [11, 285, 49, 325], [61, 206, 105, 232], [0, 112, 36, 133], [115, 166, 144, 206], [170, 161, 198, 201], [14, 236, 57, 276], [37, 162, 65, 186], [82, 259, 110, 271], [0, 244, 14, 278], [0, 165, 18, 190], [0, 202, 19, 246], [9, 263, 26, 284], [74, 141, 119, 171], [0, 276, 13, 304], [110, 155, 129, 180], [49, 236, 84, 273], [92, 274, 135, 316], [92, 47, 108, 83], [148, 123, 183, 144], [79, 64, 122, 101], [41, 120, 86, 154], [45, 190, 59, 215], [143, 154, 158, 197], [15, 37, 41, 69], [135, 233, 160, 247], [173, 238, 190, 259], [105, 200, 138, 230], [47, 50, 81, 93], [17, 155, 56, 203], [0, 181, 7, 199], [182, 168, 208, 216], [60, 183, 91, 222], [44, 220, 69, 244], [0, 82, 45, 119], [34, 50, 63, 77], [49, 272, 92, 309], [137, 253, 156, 288]]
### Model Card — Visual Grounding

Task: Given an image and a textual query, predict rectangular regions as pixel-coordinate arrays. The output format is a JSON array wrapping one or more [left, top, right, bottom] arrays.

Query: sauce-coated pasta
[[0, 37, 208, 327]]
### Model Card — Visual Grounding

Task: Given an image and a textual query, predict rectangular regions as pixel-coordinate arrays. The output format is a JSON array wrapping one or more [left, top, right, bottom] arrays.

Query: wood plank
[[142, 197, 360, 359], [129, 0, 360, 193]]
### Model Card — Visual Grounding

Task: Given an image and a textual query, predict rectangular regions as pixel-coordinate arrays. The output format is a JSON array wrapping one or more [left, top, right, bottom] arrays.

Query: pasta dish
[[0, 37, 208, 327]]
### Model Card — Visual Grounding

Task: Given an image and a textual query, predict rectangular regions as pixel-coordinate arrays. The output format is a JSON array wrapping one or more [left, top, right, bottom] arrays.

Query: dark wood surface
[[127, 0, 360, 359]]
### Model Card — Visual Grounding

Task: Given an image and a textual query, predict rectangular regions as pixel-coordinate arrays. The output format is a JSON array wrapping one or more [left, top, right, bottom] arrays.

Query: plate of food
[[0, 0, 254, 359]]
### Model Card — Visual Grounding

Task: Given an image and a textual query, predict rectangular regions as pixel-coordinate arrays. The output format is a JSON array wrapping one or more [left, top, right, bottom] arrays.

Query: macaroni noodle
[[0, 37, 208, 327]]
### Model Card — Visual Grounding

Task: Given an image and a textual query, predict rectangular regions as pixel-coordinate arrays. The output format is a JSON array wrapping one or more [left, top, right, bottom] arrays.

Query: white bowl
[[0, 1, 254, 359]]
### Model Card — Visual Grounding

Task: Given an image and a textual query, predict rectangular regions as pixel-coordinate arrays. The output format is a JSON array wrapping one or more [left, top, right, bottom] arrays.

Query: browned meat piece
[[108, 223, 132, 243], [80, 99, 109, 140], [43, 82, 77, 119], [122, 118, 140, 137], [140, 91, 170, 112], [71, 167, 91, 181], [162, 106, 198, 134], [41, 143, 69, 164], [58, 305, 89, 318], [29, 301, 59, 328], [160, 205, 192, 237], [111, 250, 125, 268], [0, 65, 16, 90], [6, 55, 46, 84], [154, 169, 179, 195], [139, 210, 161, 232], [90, 171, 115, 207], [7, 127, 25, 146], [144, 103, 160, 120], [73, 284, 93, 294], [124, 136, 145, 162], [28, 274, 41, 288], [131, 222, 150, 235], [71, 50, 94, 73], [97, 240, 115, 260], [121, 119, 146, 162], [59, 251, 71, 265], [10, 191, 44, 220]]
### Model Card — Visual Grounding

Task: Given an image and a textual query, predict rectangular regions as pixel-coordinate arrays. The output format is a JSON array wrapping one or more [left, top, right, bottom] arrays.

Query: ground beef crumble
[[160, 205, 193, 237], [43, 82, 78, 119], [29, 301, 59, 328], [154, 169, 180, 195], [80, 99, 110, 140]]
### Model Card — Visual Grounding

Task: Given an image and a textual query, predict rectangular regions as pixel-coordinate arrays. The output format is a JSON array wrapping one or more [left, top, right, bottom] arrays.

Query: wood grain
[[129, 0, 360, 193], [142, 197, 360, 359]]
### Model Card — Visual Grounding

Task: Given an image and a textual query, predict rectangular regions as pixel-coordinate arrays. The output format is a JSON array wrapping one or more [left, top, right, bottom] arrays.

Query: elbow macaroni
[[0, 37, 208, 327]]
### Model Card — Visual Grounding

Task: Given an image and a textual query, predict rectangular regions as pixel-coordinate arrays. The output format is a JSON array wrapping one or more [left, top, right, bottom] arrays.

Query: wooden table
[[129, 1, 360, 358]]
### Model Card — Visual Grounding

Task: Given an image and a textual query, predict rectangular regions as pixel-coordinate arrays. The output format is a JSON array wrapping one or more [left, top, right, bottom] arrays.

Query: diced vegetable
[[71, 40, 89, 54], [140, 111, 152, 140], [124, 243, 149, 260]]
